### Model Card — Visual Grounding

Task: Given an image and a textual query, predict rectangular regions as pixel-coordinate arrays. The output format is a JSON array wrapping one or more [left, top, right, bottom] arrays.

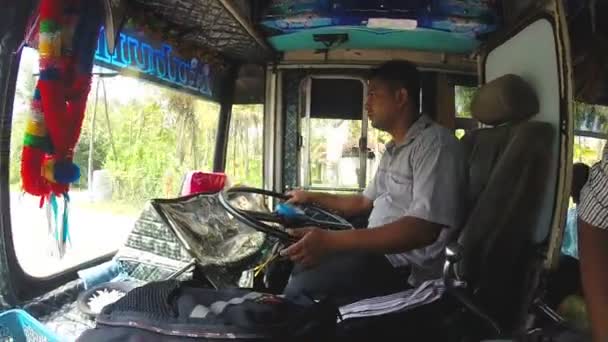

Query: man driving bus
[[281, 60, 466, 305]]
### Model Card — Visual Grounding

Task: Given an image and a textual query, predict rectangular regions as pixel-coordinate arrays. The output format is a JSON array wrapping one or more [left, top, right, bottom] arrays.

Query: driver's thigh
[[283, 252, 409, 306]]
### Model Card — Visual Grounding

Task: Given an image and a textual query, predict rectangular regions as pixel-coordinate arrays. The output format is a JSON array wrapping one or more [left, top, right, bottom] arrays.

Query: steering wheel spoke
[[219, 187, 353, 242], [240, 210, 285, 224]]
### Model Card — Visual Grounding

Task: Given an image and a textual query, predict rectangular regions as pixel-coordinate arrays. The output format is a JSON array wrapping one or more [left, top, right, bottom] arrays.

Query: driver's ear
[[396, 88, 409, 108]]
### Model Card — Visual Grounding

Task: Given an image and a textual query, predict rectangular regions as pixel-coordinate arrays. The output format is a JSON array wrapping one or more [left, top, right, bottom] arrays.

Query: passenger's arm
[[287, 191, 373, 218], [578, 219, 608, 342]]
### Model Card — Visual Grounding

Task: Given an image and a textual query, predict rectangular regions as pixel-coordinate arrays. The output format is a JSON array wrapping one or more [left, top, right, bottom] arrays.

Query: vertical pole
[[88, 77, 99, 200], [213, 64, 240, 172]]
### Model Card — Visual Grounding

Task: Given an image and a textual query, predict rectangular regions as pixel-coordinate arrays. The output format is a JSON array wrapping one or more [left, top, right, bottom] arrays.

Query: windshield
[[9, 47, 221, 277]]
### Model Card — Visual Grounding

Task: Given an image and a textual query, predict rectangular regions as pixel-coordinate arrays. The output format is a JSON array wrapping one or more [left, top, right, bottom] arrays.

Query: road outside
[[10, 190, 139, 277]]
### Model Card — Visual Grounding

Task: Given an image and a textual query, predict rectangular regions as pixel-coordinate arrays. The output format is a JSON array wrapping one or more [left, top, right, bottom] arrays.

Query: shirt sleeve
[[405, 138, 466, 229], [363, 168, 380, 201], [578, 162, 608, 230]]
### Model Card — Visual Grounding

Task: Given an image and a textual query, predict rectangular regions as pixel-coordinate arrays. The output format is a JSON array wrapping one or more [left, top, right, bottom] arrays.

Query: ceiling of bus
[[267, 26, 480, 54], [100, 1, 608, 106], [260, 1, 500, 54], [120, 0, 502, 64], [126, 0, 273, 62]]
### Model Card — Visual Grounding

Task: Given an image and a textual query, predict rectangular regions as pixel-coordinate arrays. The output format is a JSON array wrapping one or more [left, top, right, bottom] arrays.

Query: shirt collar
[[385, 114, 432, 154]]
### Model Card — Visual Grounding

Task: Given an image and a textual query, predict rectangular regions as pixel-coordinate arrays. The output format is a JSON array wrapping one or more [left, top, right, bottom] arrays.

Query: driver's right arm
[[287, 190, 372, 218]]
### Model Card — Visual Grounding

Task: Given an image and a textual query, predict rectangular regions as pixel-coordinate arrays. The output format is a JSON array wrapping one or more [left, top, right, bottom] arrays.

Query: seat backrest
[[457, 74, 554, 331]]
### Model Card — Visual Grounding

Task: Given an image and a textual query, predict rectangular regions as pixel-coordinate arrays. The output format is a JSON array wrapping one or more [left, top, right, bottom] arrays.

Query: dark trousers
[[546, 255, 582, 309], [283, 252, 409, 306], [336, 300, 450, 342]]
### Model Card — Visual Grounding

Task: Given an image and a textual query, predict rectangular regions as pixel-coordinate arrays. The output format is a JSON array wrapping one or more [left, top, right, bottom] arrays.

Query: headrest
[[471, 74, 539, 126]]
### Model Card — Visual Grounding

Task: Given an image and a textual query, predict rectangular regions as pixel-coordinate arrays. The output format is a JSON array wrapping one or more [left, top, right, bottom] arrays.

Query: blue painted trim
[[94, 27, 214, 99]]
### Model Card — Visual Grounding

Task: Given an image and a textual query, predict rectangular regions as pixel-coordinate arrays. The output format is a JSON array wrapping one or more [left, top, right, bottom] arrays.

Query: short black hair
[[572, 162, 590, 203], [369, 60, 420, 111]]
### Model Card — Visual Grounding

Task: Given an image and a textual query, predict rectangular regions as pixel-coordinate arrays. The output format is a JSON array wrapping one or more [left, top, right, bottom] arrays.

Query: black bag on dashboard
[[77, 280, 338, 341]]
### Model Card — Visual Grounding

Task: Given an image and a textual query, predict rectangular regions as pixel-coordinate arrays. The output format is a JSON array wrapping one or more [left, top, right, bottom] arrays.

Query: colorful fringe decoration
[[21, 0, 102, 257]]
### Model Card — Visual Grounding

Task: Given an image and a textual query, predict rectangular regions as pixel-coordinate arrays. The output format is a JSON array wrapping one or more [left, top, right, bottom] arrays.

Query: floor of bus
[[24, 280, 94, 339]]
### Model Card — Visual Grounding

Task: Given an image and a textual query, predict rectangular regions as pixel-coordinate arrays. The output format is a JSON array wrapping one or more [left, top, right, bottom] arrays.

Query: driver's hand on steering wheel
[[285, 189, 311, 205], [280, 227, 337, 268]]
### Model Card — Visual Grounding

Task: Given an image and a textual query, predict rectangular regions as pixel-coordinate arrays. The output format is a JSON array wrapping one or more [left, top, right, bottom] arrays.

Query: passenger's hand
[[285, 189, 311, 205], [280, 227, 336, 268]]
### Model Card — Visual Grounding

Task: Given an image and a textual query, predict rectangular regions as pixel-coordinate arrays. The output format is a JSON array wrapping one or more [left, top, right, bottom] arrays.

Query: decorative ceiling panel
[[128, 0, 273, 62]]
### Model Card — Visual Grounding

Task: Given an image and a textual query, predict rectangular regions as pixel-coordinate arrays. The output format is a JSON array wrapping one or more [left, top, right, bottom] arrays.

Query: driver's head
[[366, 60, 420, 132]]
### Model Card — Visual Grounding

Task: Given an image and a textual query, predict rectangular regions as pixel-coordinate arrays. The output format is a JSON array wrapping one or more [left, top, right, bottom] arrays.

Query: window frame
[[224, 103, 266, 187], [453, 83, 480, 135], [4, 45, 227, 301], [299, 75, 369, 192], [0, 2, 103, 302], [573, 131, 607, 166], [574, 129, 608, 140], [572, 102, 608, 164]]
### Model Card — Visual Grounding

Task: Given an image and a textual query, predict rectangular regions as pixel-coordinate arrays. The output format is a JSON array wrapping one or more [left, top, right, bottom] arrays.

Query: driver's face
[[366, 79, 402, 132]]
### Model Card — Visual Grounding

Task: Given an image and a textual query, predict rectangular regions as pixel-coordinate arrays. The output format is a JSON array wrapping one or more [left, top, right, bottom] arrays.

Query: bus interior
[[1, 0, 608, 340]]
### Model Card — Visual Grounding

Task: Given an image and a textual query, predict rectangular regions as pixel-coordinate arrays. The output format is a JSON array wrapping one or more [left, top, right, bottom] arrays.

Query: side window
[[573, 101, 608, 165], [225, 104, 264, 187], [300, 77, 371, 192], [10, 47, 220, 277], [454, 85, 478, 139]]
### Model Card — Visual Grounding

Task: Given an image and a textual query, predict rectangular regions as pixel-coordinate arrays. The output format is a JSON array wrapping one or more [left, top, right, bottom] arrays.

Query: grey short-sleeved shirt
[[579, 144, 608, 229], [363, 114, 466, 286]]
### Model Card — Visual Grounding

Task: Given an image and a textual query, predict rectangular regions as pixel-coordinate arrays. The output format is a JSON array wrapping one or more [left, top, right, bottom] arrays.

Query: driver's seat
[[335, 74, 554, 341], [444, 74, 555, 338]]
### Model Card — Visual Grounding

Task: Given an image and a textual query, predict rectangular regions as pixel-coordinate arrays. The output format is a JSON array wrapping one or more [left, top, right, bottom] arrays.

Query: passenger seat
[[444, 74, 555, 336]]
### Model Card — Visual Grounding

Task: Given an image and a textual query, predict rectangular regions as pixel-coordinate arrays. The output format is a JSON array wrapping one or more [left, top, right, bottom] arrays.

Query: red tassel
[[65, 74, 91, 148], [21, 146, 49, 196], [38, 79, 70, 160], [39, 0, 63, 22], [51, 183, 69, 195]]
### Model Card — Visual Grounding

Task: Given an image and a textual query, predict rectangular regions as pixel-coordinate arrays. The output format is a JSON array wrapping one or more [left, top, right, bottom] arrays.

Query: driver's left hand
[[280, 227, 337, 268]]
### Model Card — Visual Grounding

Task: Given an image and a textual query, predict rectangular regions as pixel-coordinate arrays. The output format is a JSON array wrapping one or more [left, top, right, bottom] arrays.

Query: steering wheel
[[218, 187, 353, 242]]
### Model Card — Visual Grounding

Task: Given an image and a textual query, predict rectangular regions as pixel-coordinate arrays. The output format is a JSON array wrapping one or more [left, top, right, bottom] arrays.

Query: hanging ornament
[[20, 0, 103, 257]]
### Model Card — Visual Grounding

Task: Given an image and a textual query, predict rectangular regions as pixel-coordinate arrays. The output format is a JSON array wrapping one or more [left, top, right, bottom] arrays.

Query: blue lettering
[[94, 27, 213, 98], [140, 43, 155, 74], [110, 33, 128, 68], [95, 27, 111, 63], [177, 61, 189, 84], [167, 55, 179, 83], [118, 33, 132, 66], [153, 46, 167, 79]]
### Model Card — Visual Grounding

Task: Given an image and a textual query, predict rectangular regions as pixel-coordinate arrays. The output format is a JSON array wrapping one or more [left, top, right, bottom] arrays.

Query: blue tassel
[[50, 194, 59, 241], [63, 195, 70, 245]]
